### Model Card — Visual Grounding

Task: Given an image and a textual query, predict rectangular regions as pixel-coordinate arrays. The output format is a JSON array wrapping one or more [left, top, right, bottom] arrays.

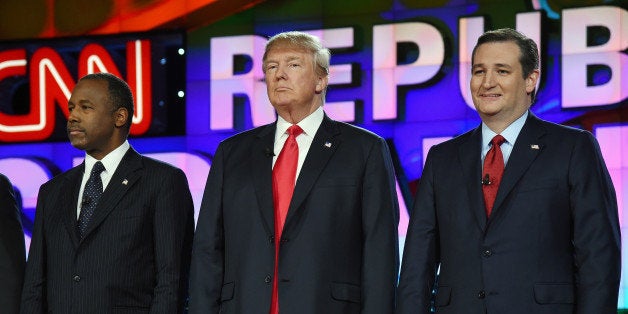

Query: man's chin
[[69, 140, 86, 150]]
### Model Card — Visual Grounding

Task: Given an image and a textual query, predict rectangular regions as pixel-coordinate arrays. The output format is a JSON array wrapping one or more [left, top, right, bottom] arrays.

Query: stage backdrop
[[0, 0, 626, 308]]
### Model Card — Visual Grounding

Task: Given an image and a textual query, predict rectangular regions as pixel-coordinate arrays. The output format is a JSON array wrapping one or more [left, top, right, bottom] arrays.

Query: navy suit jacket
[[0, 174, 25, 314], [188, 115, 400, 313], [21, 148, 195, 314], [397, 113, 621, 314]]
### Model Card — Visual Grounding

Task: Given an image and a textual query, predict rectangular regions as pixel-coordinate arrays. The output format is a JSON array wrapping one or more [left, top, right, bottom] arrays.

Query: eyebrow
[[473, 63, 512, 68], [265, 55, 302, 64], [69, 99, 93, 106], [494, 63, 512, 68], [472, 63, 514, 72]]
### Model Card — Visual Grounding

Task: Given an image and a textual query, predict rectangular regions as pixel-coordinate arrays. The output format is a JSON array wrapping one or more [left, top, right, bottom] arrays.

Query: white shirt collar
[[482, 111, 528, 148], [275, 106, 324, 141], [84, 140, 130, 175]]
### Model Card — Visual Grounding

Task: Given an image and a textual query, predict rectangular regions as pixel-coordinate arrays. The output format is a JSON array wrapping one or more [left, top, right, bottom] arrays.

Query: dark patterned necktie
[[77, 161, 105, 238], [482, 135, 505, 217]]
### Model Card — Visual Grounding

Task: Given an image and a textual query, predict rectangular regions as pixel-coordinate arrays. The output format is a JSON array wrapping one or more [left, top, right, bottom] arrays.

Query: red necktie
[[270, 124, 303, 314], [482, 135, 506, 217]]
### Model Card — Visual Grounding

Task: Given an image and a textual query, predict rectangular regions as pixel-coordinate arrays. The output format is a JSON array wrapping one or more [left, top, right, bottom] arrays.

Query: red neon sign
[[0, 40, 152, 142]]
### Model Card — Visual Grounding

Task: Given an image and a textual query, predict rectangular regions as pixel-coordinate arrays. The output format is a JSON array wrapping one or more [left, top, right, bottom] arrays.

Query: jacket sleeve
[[188, 144, 227, 314], [150, 167, 195, 314], [21, 182, 50, 314], [0, 174, 25, 314], [361, 138, 400, 314], [569, 131, 621, 313], [396, 147, 439, 314]]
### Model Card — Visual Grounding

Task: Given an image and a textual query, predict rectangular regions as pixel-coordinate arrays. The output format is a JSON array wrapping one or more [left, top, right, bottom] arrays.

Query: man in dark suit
[[188, 31, 399, 313], [396, 28, 621, 313], [21, 73, 195, 313], [0, 173, 25, 314]]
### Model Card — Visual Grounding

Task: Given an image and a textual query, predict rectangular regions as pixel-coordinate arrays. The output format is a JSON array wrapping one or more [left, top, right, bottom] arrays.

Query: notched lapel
[[491, 115, 546, 219], [78, 149, 142, 242], [251, 125, 276, 236], [62, 166, 84, 248], [283, 116, 340, 236]]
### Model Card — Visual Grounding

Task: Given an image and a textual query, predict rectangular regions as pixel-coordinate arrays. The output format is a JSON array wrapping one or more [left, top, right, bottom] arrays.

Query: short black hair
[[78, 72, 134, 130], [472, 28, 539, 101]]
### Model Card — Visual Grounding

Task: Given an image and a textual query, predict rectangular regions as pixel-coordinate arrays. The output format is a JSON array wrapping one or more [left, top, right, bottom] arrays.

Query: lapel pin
[[324, 142, 332, 148], [530, 144, 539, 150], [122, 179, 128, 185]]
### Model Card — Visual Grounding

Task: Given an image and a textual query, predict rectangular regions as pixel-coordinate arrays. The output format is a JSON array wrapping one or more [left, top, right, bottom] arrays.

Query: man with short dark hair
[[21, 72, 195, 313], [397, 28, 620, 314]]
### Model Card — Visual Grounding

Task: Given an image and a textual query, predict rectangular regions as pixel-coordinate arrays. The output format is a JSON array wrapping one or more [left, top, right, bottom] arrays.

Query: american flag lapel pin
[[324, 142, 332, 148], [122, 179, 128, 185], [530, 144, 540, 150]]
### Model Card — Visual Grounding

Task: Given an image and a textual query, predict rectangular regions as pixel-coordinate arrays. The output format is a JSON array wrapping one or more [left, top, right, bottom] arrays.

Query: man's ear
[[526, 69, 540, 93], [114, 107, 129, 128], [316, 75, 329, 93]]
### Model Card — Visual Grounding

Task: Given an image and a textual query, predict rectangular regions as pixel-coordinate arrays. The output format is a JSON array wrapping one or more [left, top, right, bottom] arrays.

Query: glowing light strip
[[41, 59, 72, 100], [134, 40, 143, 124], [0, 59, 26, 71], [0, 58, 71, 132], [84, 41, 144, 125], [86, 55, 108, 74]]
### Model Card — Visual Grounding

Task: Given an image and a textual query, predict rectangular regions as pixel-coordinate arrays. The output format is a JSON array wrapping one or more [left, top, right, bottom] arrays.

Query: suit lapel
[[283, 115, 340, 235], [62, 165, 84, 248], [490, 113, 546, 219], [79, 148, 142, 243], [251, 124, 276, 236], [457, 126, 487, 231]]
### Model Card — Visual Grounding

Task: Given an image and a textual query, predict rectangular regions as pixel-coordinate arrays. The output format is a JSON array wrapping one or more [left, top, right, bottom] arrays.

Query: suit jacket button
[[264, 275, 272, 283], [73, 275, 81, 282], [482, 249, 492, 257], [478, 290, 485, 299]]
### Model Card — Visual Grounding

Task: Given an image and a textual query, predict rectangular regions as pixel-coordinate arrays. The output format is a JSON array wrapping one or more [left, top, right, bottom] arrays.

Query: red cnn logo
[[0, 39, 152, 142]]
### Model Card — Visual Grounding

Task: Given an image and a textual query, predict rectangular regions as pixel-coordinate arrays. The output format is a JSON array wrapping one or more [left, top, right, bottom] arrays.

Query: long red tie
[[270, 125, 303, 314], [482, 135, 506, 217]]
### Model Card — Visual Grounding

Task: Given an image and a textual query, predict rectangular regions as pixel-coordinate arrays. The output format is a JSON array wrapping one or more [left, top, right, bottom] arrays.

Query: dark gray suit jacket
[[397, 113, 621, 313], [0, 173, 25, 314], [21, 148, 194, 314], [189, 115, 400, 313]]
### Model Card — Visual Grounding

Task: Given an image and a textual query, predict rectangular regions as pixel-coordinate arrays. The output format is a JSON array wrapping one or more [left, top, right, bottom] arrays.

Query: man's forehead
[[69, 80, 109, 103], [266, 42, 309, 58], [265, 45, 309, 60], [473, 43, 520, 66]]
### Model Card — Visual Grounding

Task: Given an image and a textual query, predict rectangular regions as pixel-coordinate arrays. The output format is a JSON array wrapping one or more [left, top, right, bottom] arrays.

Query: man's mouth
[[480, 93, 501, 98], [67, 127, 84, 135]]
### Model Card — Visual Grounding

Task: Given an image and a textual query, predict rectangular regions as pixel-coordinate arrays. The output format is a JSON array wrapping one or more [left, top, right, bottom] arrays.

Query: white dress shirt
[[481, 111, 528, 166], [272, 106, 324, 182], [76, 140, 130, 219]]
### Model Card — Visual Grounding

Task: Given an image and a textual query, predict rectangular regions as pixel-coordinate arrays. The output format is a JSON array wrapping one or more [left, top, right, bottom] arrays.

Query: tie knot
[[287, 125, 304, 137], [491, 135, 506, 147], [91, 161, 105, 176]]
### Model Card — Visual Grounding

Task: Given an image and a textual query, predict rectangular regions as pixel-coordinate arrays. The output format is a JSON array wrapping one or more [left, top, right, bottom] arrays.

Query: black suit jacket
[[189, 115, 400, 313], [21, 148, 195, 314], [397, 113, 621, 313], [0, 174, 25, 314]]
